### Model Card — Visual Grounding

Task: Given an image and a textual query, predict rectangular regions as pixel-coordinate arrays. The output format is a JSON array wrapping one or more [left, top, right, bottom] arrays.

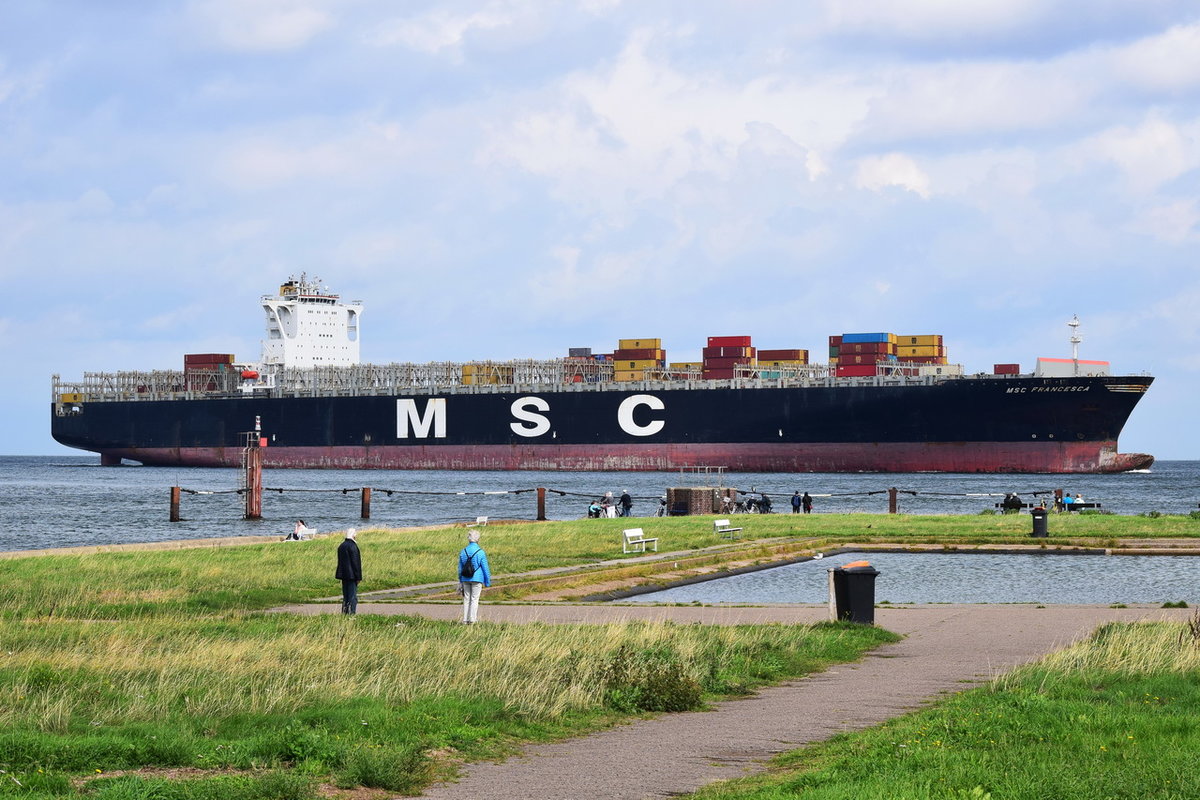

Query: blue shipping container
[[841, 332, 891, 344]]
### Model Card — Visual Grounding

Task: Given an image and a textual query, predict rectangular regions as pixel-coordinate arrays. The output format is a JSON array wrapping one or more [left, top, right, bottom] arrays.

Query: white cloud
[[854, 153, 931, 198], [1074, 116, 1200, 194], [1112, 23, 1200, 93], [75, 189, 115, 216], [1128, 200, 1199, 244], [368, 5, 519, 56], [189, 0, 333, 51], [822, 0, 1044, 40], [480, 28, 870, 214]]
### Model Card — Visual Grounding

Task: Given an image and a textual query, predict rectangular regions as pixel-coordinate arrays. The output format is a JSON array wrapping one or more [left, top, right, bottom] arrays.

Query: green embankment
[[690, 619, 1200, 800], [0, 516, 903, 799], [1, 513, 1196, 798]]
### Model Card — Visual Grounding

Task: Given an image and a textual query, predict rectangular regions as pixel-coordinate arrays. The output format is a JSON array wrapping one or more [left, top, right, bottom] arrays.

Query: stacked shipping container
[[703, 336, 754, 379], [830, 332, 949, 376], [613, 338, 665, 381]]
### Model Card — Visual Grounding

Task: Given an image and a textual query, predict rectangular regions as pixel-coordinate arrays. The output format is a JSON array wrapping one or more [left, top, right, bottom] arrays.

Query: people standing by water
[[619, 490, 633, 517], [458, 529, 491, 624], [335, 528, 362, 615], [791, 492, 802, 513], [802, 492, 813, 514]]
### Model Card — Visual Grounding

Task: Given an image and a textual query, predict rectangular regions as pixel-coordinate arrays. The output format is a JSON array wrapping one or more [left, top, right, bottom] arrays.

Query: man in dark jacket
[[335, 528, 362, 614], [619, 490, 633, 517]]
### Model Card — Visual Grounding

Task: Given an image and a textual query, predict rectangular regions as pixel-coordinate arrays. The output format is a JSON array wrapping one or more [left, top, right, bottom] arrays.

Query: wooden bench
[[714, 519, 743, 539], [475, 516, 489, 526], [622, 528, 658, 553]]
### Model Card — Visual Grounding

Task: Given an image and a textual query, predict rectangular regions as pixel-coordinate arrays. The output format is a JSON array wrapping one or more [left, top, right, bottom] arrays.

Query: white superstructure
[[261, 275, 363, 367]]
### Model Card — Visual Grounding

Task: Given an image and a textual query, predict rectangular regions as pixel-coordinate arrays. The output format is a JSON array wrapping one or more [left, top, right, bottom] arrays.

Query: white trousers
[[461, 581, 483, 623]]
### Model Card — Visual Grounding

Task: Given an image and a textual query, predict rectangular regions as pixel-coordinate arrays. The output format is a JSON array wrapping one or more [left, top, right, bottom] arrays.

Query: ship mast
[[1068, 314, 1082, 377]]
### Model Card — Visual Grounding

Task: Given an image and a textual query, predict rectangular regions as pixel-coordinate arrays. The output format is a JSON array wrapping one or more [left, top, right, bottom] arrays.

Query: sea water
[[0, 456, 1197, 553]]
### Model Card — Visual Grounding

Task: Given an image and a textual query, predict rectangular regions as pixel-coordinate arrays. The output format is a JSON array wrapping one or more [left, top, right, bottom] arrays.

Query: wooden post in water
[[537, 487, 547, 521], [169, 486, 181, 522], [242, 419, 263, 520], [888, 487, 898, 514], [361, 487, 372, 519]]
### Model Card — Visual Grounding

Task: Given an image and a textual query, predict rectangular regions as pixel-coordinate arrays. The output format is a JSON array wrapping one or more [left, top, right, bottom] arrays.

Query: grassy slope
[[691, 620, 1200, 800], [0, 517, 906, 798]]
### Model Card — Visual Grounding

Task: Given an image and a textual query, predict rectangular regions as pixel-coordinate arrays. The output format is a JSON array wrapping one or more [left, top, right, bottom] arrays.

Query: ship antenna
[[1067, 314, 1082, 377]]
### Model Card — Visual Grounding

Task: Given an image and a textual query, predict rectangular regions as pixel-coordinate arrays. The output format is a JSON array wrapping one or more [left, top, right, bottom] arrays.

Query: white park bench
[[622, 527, 659, 554], [475, 516, 489, 526], [714, 519, 743, 539]]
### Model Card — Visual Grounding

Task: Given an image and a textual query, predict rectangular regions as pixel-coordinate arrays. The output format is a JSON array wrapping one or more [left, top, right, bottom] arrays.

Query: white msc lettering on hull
[[618, 394, 666, 436], [510, 397, 551, 437], [397, 398, 447, 438]]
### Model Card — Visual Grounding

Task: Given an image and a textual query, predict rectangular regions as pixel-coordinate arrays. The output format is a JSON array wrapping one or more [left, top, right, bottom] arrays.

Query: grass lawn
[[690, 618, 1200, 800], [3, 512, 1197, 619], [0, 517, 900, 798]]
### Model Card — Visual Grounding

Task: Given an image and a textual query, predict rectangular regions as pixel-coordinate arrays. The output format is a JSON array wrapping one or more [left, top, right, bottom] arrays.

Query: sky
[[2, 0, 1198, 460]]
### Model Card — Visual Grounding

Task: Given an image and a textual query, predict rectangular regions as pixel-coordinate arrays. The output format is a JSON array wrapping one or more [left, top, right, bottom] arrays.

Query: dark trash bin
[[830, 561, 880, 624], [1030, 506, 1049, 537]]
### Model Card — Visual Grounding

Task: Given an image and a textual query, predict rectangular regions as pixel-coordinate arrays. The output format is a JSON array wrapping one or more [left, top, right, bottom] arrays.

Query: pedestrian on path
[[335, 528, 362, 615], [458, 529, 491, 624], [619, 490, 633, 517]]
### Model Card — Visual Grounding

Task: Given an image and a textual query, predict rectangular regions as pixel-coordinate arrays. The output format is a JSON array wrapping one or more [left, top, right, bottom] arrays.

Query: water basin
[[624, 551, 1199, 605]]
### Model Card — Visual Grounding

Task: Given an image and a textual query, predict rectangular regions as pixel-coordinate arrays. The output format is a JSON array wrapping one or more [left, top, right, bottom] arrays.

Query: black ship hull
[[51, 375, 1154, 473]]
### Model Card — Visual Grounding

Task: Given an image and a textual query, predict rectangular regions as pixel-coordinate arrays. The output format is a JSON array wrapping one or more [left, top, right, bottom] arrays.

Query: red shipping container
[[828, 335, 842, 346], [613, 348, 665, 360], [707, 335, 752, 347], [758, 349, 807, 360], [703, 356, 754, 368], [702, 346, 754, 358], [184, 353, 235, 364], [838, 342, 893, 355], [836, 365, 878, 377], [840, 354, 884, 365], [994, 363, 1020, 374], [701, 368, 738, 379]]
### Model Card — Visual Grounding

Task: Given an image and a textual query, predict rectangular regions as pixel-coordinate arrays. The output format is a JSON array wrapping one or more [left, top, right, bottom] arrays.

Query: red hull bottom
[[107, 442, 1154, 473]]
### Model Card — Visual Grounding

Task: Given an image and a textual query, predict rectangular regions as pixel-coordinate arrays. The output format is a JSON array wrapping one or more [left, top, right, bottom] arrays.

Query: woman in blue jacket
[[458, 529, 491, 623]]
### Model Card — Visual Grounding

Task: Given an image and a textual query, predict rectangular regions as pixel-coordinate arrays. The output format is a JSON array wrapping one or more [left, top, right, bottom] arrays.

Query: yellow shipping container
[[59, 393, 84, 403], [761, 359, 808, 367], [618, 338, 662, 350], [897, 334, 944, 346], [622, 359, 663, 370], [613, 369, 653, 381], [669, 362, 702, 370], [896, 345, 945, 357]]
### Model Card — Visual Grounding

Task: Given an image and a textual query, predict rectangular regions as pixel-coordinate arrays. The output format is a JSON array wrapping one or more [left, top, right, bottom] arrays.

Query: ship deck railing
[[53, 364, 1137, 406]]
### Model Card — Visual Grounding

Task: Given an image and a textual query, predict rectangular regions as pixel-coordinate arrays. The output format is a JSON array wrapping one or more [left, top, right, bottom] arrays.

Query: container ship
[[50, 277, 1153, 473]]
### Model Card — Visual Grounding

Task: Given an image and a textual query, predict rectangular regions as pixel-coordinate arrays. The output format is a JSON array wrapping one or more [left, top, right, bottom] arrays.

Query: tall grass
[[0, 614, 893, 797], [1, 614, 890, 727]]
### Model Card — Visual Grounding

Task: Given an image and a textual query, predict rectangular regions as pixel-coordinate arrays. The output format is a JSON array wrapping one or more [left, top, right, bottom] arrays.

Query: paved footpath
[[279, 602, 1190, 799]]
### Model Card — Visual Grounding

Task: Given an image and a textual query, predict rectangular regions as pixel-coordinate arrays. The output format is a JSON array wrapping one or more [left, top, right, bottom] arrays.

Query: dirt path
[[277, 602, 1191, 799]]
